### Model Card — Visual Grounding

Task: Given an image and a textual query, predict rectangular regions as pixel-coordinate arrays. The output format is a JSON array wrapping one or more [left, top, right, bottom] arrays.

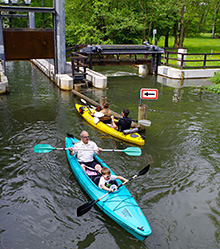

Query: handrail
[[70, 52, 88, 78], [163, 50, 220, 69]]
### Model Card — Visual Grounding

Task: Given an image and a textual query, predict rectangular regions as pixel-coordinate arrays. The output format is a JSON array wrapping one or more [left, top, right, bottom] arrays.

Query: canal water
[[1, 61, 220, 249]]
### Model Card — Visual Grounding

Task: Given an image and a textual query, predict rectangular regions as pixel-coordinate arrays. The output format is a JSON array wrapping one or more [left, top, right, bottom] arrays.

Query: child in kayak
[[99, 167, 128, 192]]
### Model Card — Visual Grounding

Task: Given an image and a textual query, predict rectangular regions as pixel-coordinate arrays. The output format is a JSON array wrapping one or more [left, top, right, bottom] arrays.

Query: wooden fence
[[163, 49, 220, 69]]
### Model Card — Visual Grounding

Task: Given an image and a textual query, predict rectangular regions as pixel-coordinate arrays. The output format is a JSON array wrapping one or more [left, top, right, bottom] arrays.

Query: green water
[[1, 61, 220, 248]]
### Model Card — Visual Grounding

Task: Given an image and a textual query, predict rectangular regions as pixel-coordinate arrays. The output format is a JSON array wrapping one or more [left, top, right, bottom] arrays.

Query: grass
[[157, 33, 220, 53]]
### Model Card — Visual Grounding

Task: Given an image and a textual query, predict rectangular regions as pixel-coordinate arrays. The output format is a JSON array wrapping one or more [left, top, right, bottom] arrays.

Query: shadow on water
[[1, 61, 220, 248]]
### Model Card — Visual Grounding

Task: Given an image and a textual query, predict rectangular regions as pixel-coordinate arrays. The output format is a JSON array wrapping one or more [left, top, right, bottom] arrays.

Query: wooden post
[[100, 96, 107, 106], [138, 105, 147, 130], [89, 38, 93, 69], [203, 54, 207, 69], [166, 51, 169, 65], [150, 54, 155, 74], [74, 84, 81, 92]]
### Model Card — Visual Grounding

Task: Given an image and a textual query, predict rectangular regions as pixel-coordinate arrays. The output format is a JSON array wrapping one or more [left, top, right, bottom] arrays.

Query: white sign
[[140, 88, 158, 100]]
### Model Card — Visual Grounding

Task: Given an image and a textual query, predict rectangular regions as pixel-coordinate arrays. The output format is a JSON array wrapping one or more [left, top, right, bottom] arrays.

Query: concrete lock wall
[[138, 65, 149, 76], [86, 68, 107, 89], [158, 65, 220, 79], [0, 61, 9, 94]]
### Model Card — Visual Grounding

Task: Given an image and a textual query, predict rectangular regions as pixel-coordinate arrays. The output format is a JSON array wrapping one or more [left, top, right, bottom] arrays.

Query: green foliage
[[210, 71, 220, 84], [204, 71, 220, 94], [7, 0, 220, 47], [204, 83, 220, 94], [64, 0, 220, 47]]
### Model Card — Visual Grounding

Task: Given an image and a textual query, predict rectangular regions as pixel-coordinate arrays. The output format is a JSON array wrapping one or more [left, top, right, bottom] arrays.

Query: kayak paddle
[[77, 164, 150, 216], [80, 98, 92, 113], [34, 144, 142, 156], [102, 147, 142, 156], [34, 144, 67, 153]]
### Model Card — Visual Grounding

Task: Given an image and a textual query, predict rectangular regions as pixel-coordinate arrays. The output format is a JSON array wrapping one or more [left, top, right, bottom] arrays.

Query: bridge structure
[[68, 42, 164, 81]]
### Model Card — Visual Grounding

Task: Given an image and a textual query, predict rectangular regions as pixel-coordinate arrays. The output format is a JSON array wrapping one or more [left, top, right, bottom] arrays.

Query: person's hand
[[109, 189, 113, 192], [68, 147, 73, 152], [98, 147, 102, 153]]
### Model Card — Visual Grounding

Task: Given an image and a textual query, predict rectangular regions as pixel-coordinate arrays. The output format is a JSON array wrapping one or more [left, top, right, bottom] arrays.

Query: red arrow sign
[[140, 89, 158, 100]]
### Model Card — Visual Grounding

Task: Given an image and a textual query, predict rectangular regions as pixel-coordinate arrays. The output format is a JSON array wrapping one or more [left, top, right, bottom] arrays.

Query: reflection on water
[[1, 61, 220, 248]]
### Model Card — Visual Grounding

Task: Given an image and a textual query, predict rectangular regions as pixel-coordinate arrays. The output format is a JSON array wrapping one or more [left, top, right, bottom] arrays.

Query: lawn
[[157, 33, 220, 53], [157, 34, 220, 69]]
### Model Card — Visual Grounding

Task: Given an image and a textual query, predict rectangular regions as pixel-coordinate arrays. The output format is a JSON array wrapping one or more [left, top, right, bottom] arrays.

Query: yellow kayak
[[75, 103, 145, 146]]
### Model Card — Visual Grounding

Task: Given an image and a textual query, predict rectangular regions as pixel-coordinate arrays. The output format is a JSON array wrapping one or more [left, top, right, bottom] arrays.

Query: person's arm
[[111, 116, 118, 129], [116, 176, 129, 183], [93, 141, 102, 154]]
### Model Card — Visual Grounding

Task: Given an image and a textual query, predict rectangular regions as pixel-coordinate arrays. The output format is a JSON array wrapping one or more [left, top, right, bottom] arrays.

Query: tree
[[212, 0, 220, 38]]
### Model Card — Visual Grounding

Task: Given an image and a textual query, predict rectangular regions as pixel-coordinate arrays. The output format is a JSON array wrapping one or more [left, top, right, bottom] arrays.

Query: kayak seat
[[89, 175, 101, 186], [123, 128, 139, 135], [109, 180, 118, 186]]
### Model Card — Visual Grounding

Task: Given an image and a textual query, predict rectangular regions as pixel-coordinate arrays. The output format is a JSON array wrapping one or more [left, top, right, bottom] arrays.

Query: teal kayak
[[65, 135, 152, 241]]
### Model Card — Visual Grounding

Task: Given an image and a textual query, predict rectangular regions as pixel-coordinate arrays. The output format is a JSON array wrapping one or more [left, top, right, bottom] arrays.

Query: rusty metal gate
[[3, 28, 54, 60]]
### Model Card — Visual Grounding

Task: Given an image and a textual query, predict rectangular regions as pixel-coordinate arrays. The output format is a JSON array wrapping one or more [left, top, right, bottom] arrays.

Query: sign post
[[138, 89, 158, 127]]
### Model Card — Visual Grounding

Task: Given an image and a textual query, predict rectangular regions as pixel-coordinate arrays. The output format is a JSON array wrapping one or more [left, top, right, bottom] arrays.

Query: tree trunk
[[147, 19, 153, 42], [165, 31, 169, 47], [179, 5, 185, 47], [139, 0, 147, 43], [141, 0, 147, 43], [174, 21, 178, 47], [212, 1, 220, 38]]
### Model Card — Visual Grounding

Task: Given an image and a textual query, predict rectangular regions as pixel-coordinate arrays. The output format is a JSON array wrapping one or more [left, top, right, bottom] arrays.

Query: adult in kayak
[[68, 131, 102, 174], [99, 102, 113, 124], [111, 108, 132, 132]]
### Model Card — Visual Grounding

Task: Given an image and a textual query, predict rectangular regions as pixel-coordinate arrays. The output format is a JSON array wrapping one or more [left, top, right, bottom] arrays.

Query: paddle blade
[[80, 99, 87, 105], [77, 200, 97, 217], [67, 133, 75, 138], [34, 144, 56, 153], [122, 147, 142, 156], [93, 117, 100, 124], [138, 120, 151, 127], [94, 112, 104, 118], [138, 164, 150, 176]]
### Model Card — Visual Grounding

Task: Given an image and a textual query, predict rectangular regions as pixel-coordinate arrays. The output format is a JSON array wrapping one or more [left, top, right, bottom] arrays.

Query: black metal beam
[[0, 6, 55, 13]]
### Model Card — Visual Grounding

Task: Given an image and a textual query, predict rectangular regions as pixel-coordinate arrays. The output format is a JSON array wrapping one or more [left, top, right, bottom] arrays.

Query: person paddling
[[99, 102, 113, 124], [98, 167, 128, 192], [68, 131, 102, 174], [111, 108, 132, 132]]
